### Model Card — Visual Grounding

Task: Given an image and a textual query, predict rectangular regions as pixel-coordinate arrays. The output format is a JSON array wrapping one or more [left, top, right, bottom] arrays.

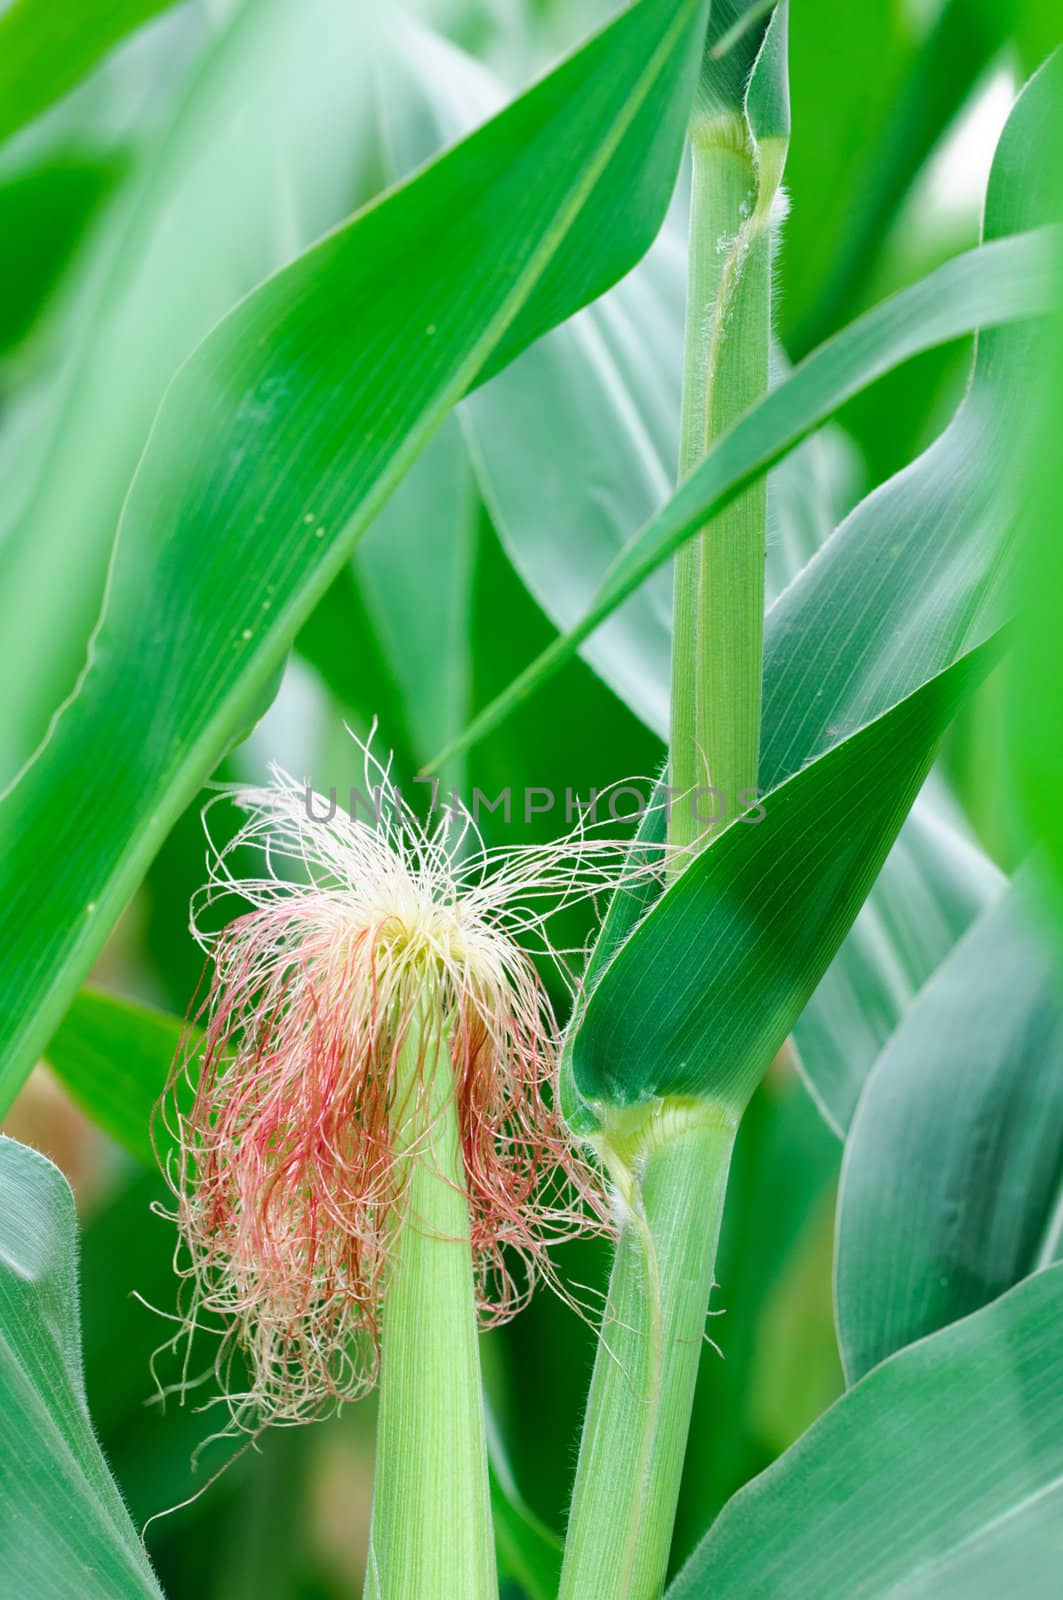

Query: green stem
[[558, 108, 779, 1599], [558, 1104, 736, 1600], [669, 118, 773, 851], [365, 1002, 497, 1600]]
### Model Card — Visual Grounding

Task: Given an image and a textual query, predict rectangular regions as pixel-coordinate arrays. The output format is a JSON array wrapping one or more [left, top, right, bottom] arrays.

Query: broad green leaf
[[43, 987, 190, 1167], [430, 223, 1055, 770], [382, 17, 836, 737], [570, 766, 1002, 1137], [835, 869, 1063, 1383], [0, 0, 183, 145], [0, 0, 712, 1116], [668, 1264, 1063, 1599], [791, 792, 1003, 1134], [380, 20, 1005, 1145], [740, 0, 788, 146], [757, 55, 1060, 795], [562, 640, 999, 1126], [0, 0, 375, 775], [0, 1134, 164, 1598]]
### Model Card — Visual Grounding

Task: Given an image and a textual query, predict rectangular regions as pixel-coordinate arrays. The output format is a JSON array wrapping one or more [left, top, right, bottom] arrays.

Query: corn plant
[[0, 3, 1061, 1599]]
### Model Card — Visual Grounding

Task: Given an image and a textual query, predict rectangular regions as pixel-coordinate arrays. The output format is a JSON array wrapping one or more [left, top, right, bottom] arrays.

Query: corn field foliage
[[0, 3, 1061, 1598]]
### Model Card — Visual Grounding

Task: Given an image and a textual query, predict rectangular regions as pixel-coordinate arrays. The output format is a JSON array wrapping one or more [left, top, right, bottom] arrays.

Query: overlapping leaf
[[563, 640, 999, 1123], [544, 59, 1059, 1128], [0, 1135, 164, 1599], [1011, 57, 1063, 911], [669, 1265, 1063, 1599], [0, 0, 712, 1114], [792, 793, 1003, 1133], [431, 224, 1054, 769], [379, 15, 824, 738], [0, 0, 183, 144], [432, 23, 1059, 783], [835, 868, 1063, 1382], [379, 19, 1019, 1141], [0, 0, 374, 775]]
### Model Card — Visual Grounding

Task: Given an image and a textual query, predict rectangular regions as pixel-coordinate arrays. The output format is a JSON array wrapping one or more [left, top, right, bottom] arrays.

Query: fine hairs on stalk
[[153, 737, 666, 1432]]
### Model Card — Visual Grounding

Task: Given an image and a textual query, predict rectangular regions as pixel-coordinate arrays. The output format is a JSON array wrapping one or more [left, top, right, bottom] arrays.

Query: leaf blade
[[0, 0, 711, 1115], [0, 1136, 164, 1599], [564, 640, 1000, 1122], [0, 0, 182, 144], [835, 868, 1063, 1382], [429, 223, 1056, 770], [667, 1265, 1063, 1599]]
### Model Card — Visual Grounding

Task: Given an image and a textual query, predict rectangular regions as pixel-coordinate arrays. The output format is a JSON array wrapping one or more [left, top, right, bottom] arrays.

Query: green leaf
[[835, 868, 1063, 1383], [562, 640, 999, 1126], [668, 1264, 1063, 1599], [0, 0, 375, 775], [695, 1, 783, 127], [43, 987, 191, 1167], [1011, 56, 1063, 910], [791, 794, 1003, 1134], [0, 0, 712, 1116], [0, 153, 122, 356], [741, 0, 788, 146], [757, 48, 1061, 798], [381, 21, 1002, 1144], [0, 0, 183, 145], [0, 1134, 164, 1598], [694, 1, 784, 128], [430, 223, 1055, 770], [786, 0, 1016, 357]]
